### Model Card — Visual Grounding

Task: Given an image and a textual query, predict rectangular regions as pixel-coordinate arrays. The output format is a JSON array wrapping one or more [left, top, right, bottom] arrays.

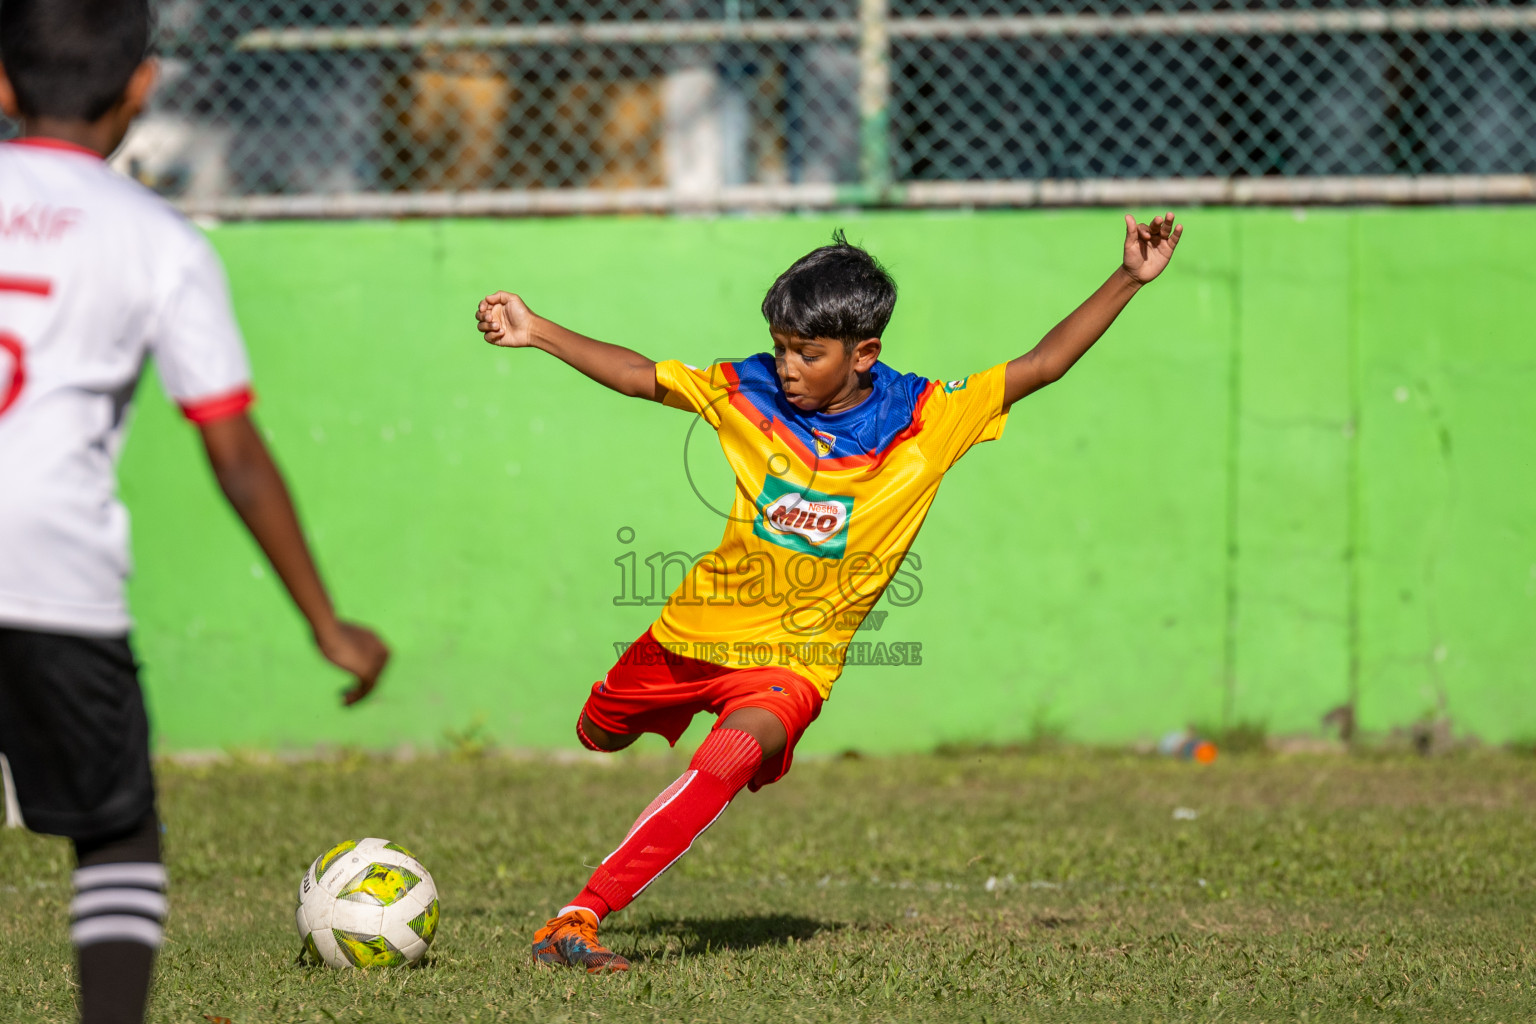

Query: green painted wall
[[117, 209, 1536, 754]]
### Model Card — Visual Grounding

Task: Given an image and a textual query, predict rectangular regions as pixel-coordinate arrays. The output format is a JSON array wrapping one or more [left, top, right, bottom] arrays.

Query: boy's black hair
[[0, 0, 152, 121], [762, 229, 897, 347]]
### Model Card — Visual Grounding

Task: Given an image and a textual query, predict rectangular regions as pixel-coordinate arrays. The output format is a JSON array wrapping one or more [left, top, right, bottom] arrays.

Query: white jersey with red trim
[[0, 138, 253, 636]]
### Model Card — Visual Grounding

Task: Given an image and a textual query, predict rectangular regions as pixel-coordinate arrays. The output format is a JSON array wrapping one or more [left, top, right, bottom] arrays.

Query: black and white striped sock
[[71, 810, 163, 1024], [71, 860, 165, 1024], [70, 861, 168, 950]]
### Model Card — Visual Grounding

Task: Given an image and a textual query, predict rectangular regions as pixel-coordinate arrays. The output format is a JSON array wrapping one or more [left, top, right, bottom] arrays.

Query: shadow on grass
[[623, 913, 842, 959], [1032, 914, 1078, 929]]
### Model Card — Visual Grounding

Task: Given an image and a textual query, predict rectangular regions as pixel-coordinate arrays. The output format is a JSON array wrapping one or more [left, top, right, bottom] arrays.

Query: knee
[[577, 712, 636, 753], [718, 707, 788, 763]]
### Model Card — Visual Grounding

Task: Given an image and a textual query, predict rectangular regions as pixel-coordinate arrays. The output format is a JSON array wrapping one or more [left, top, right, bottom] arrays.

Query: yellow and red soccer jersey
[[651, 354, 1009, 698]]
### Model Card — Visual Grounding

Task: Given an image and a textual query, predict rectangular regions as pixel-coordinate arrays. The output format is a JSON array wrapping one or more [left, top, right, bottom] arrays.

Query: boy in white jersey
[[0, 2, 390, 1021]]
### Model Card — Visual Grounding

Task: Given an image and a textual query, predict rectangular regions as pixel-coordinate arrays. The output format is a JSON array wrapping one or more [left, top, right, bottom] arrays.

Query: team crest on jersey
[[754, 476, 853, 559], [944, 377, 968, 392], [810, 428, 837, 457]]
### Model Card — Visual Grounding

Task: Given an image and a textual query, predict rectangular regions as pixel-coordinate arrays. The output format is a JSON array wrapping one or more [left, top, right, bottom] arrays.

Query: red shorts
[[581, 629, 824, 789]]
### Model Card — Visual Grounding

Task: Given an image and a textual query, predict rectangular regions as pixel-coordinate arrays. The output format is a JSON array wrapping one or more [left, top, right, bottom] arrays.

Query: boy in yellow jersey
[[476, 214, 1182, 972]]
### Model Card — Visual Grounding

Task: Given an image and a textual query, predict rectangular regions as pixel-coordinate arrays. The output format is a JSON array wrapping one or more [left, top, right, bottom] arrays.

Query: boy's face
[[771, 332, 881, 414]]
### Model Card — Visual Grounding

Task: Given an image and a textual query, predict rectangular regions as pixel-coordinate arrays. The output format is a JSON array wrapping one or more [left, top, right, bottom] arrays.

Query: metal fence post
[[858, 0, 892, 203]]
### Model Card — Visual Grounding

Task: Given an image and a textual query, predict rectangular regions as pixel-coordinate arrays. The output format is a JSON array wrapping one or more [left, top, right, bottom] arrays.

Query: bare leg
[[717, 706, 787, 766], [577, 712, 641, 752]]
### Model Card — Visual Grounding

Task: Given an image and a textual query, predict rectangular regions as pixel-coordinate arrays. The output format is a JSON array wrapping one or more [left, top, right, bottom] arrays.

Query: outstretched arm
[[198, 413, 390, 705], [1003, 212, 1183, 408], [477, 291, 662, 401]]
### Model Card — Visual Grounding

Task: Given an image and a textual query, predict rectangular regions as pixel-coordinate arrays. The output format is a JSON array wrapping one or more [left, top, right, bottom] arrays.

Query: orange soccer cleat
[[531, 909, 630, 973]]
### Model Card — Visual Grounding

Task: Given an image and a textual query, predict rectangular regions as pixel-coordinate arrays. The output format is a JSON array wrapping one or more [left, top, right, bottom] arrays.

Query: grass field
[[3, 749, 1535, 1023]]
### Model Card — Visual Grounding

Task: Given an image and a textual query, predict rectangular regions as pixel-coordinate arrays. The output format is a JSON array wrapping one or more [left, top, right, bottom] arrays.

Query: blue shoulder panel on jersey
[[727, 353, 932, 460]]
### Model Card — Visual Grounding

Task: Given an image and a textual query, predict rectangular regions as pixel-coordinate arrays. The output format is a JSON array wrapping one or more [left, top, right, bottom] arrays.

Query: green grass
[[4, 750, 1536, 1022]]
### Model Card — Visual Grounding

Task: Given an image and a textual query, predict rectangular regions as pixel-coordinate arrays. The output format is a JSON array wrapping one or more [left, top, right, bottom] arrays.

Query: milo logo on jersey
[[753, 475, 853, 559]]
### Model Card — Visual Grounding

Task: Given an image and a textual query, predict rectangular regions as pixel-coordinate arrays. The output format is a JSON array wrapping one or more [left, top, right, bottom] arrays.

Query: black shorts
[[0, 627, 156, 841]]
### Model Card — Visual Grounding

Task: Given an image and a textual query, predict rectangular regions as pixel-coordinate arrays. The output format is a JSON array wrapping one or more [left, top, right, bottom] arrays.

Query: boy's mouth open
[[783, 390, 817, 410]]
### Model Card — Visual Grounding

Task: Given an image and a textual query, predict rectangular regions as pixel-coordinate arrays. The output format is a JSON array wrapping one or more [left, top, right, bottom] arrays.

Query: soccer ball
[[295, 837, 440, 968]]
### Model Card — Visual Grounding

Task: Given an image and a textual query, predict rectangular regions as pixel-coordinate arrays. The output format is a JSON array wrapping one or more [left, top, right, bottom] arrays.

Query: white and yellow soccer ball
[[296, 837, 440, 968]]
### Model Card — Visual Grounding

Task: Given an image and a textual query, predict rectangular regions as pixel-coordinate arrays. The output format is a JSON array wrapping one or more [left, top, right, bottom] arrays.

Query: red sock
[[573, 728, 763, 919]]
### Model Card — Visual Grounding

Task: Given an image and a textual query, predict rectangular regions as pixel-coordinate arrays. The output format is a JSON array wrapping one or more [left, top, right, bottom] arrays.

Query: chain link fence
[[12, 1, 1536, 215]]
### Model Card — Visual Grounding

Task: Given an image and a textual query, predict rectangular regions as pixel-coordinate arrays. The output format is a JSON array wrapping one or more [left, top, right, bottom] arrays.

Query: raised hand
[[315, 619, 391, 706], [476, 291, 537, 348], [1122, 211, 1183, 284]]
